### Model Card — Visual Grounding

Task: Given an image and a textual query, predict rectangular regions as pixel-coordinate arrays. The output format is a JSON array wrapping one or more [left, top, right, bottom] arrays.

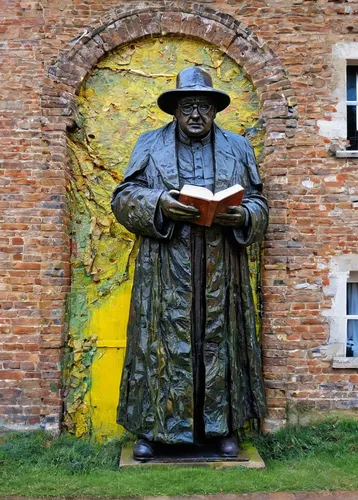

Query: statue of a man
[[111, 67, 268, 461]]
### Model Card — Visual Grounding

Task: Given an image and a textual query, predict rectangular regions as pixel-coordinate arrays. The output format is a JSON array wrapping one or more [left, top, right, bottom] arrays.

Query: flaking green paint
[[65, 36, 264, 439]]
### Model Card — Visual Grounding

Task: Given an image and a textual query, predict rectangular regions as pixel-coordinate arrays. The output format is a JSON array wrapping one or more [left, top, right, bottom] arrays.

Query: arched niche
[[47, 2, 297, 440]]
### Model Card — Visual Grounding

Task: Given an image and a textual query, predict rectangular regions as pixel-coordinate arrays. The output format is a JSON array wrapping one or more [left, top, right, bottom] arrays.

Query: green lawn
[[1, 419, 358, 497]]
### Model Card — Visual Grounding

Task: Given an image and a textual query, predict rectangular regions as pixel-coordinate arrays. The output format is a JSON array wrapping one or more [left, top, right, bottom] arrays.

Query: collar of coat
[[124, 121, 257, 192]]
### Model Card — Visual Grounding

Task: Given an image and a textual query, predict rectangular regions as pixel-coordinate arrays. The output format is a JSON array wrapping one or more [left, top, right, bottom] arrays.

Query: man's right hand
[[159, 190, 200, 222]]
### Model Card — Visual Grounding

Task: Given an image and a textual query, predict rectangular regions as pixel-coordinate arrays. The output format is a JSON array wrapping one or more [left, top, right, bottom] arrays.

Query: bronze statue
[[111, 67, 268, 461]]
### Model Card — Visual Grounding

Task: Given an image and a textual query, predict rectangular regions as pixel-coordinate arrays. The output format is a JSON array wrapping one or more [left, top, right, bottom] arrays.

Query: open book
[[178, 184, 245, 227]]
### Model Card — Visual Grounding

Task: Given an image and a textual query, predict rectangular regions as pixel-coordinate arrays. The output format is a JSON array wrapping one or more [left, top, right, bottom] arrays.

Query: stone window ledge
[[332, 357, 358, 368], [335, 150, 358, 158]]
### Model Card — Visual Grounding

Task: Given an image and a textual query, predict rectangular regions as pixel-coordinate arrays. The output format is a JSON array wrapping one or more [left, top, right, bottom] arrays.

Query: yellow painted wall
[[65, 36, 263, 441]]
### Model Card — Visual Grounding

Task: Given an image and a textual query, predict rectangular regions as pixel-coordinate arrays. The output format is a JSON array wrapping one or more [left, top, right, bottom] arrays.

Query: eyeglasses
[[179, 102, 213, 115]]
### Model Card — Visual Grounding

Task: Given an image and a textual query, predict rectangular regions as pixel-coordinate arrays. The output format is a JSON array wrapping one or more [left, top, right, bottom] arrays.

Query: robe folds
[[111, 121, 269, 444]]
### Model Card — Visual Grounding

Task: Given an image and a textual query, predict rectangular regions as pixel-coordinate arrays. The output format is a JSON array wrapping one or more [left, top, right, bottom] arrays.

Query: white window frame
[[318, 43, 358, 157], [346, 273, 358, 357], [322, 256, 358, 368], [346, 65, 358, 151]]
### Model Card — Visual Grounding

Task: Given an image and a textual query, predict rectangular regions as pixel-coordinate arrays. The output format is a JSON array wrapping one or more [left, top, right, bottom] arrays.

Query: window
[[346, 272, 358, 357], [318, 44, 358, 155], [347, 65, 358, 150], [322, 256, 358, 368]]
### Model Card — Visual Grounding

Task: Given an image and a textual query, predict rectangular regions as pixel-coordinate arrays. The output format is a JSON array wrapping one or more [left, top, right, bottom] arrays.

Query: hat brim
[[157, 89, 231, 115]]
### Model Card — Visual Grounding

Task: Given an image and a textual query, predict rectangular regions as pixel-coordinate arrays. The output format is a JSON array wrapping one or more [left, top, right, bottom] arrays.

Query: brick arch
[[41, 1, 297, 432], [47, 1, 297, 147]]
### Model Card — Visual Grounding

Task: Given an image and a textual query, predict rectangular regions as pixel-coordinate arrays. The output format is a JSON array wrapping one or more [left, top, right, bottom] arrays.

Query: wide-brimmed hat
[[157, 66, 230, 115]]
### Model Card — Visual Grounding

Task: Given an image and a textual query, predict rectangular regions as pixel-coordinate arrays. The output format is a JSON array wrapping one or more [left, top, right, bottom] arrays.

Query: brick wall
[[0, 0, 357, 432]]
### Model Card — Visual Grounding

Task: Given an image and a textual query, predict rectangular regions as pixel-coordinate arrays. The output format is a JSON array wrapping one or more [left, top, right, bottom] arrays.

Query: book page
[[213, 184, 244, 202], [180, 184, 213, 201]]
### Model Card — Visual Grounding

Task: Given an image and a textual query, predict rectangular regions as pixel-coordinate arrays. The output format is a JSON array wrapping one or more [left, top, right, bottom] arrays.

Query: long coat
[[111, 121, 268, 444]]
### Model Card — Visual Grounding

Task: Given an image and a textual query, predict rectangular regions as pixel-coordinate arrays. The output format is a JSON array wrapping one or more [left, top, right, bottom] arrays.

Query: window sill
[[332, 357, 358, 368], [335, 150, 358, 158]]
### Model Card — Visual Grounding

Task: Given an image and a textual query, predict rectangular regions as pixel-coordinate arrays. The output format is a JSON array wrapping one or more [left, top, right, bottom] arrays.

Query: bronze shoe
[[216, 434, 239, 457], [133, 439, 155, 461]]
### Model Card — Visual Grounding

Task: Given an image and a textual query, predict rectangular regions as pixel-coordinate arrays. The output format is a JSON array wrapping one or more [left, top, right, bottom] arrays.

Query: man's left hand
[[213, 206, 246, 227]]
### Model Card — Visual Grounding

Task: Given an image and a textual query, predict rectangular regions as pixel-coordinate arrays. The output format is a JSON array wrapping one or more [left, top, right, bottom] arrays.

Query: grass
[[1, 418, 358, 497]]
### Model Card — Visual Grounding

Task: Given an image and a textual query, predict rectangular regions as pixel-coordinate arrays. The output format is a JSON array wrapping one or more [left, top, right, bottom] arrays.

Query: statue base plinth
[[119, 440, 265, 469]]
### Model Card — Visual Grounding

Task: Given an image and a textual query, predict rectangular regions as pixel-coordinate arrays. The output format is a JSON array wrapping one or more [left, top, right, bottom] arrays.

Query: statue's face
[[175, 95, 216, 138]]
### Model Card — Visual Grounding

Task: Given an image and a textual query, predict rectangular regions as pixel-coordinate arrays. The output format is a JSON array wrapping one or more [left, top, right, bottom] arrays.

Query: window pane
[[347, 283, 358, 314], [347, 66, 357, 101], [347, 319, 358, 357], [347, 106, 357, 150]]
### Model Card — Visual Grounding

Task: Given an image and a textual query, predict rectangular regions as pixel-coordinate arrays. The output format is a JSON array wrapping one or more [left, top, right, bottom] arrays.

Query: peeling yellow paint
[[66, 36, 263, 440], [89, 282, 133, 441]]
